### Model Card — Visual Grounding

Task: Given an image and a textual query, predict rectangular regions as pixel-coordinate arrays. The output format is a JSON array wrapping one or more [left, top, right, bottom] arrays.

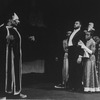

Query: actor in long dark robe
[[5, 25, 22, 95], [0, 13, 27, 99]]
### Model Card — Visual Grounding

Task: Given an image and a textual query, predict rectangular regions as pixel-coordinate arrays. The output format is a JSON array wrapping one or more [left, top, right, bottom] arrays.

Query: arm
[[63, 39, 68, 52], [82, 45, 92, 54], [90, 41, 96, 54], [82, 40, 96, 54], [78, 40, 92, 54]]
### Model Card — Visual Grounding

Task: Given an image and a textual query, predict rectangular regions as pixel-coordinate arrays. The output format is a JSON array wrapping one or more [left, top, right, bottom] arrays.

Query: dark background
[[0, 0, 100, 82]]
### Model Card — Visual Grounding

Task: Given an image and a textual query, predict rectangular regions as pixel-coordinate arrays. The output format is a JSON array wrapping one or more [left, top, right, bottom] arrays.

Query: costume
[[62, 39, 69, 86], [68, 28, 84, 90], [93, 36, 100, 86], [5, 26, 22, 95], [82, 38, 100, 92], [0, 13, 22, 96]]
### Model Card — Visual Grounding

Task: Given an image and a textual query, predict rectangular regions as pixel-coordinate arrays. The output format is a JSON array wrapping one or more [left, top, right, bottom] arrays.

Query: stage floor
[[1, 60, 100, 100], [0, 73, 100, 100], [21, 73, 100, 100]]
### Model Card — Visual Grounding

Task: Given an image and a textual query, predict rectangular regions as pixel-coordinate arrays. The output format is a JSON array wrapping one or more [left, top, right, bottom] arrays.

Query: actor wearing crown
[[0, 13, 27, 99]]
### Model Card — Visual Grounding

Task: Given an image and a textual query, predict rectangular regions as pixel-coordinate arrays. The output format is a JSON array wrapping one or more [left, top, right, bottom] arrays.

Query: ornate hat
[[12, 13, 19, 20]]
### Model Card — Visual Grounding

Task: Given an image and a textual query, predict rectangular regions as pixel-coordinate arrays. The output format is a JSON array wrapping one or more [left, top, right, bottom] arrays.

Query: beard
[[74, 26, 79, 29]]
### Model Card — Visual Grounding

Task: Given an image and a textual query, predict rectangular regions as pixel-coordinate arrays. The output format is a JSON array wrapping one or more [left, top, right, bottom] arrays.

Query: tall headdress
[[12, 13, 19, 20]]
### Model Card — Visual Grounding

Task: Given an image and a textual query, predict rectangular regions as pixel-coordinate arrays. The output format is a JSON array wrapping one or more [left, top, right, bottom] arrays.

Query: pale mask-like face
[[12, 13, 20, 26], [13, 19, 20, 26], [7, 13, 20, 27], [8, 19, 20, 27]]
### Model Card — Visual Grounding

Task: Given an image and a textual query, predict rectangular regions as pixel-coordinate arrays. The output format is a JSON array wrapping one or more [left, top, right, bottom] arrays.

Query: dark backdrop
[[0, 0, 100, 82]]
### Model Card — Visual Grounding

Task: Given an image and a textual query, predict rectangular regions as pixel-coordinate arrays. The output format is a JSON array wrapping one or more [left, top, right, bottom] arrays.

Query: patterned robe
[[83, 38, 100, 92], [96, 43, 100, 86], [93, 36, 100, 86]]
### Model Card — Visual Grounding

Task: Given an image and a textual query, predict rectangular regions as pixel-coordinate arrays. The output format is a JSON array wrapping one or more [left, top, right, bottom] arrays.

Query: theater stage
[[6, 60, 100, 100], [22, 73, 100, 100]]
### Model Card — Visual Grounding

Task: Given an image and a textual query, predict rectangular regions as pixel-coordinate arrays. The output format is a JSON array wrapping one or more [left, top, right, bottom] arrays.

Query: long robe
[[83, 38, 100, 92], [0, 25, 22, 95]]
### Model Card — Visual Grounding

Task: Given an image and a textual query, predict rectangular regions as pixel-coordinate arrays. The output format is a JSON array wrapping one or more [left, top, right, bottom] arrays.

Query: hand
[[78, 40, 85, 48], [67, 31, 72, 34], [29, 36, 35, 41], [66, 31, 71, 36], [78, 40, 83, 45], [84, 30, 87, 33], [6, 35, 14, 40], [77, 56, 82, 64]]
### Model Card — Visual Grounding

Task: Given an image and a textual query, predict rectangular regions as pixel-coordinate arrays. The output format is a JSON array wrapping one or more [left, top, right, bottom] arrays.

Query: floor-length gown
[[83, 38, 100, 92]]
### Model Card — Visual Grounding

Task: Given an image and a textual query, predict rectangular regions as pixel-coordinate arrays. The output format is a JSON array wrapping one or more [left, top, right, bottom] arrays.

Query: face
[[85, 32, 91, 40], [12, 19, 20, 26], [74, 21, 81, 29]]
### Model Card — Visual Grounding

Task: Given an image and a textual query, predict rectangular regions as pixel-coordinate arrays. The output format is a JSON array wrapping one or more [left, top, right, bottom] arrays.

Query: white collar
[[74, 28, 80, 31]]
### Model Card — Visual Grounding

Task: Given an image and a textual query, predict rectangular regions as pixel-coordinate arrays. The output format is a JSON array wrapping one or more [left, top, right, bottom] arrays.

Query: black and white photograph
[[0, 0, 100, 100]]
